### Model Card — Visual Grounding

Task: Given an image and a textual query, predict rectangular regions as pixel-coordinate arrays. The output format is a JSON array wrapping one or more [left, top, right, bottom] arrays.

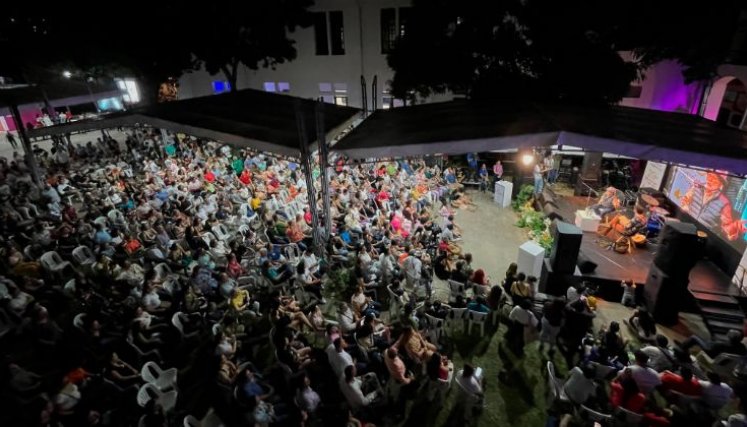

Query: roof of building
[[26, 89, 362, 158], [333, 100, 747, 175]]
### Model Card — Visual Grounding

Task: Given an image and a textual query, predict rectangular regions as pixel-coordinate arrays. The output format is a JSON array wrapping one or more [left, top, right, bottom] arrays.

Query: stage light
[[62, 70, 72, 79], [521, 154, 535, 166]]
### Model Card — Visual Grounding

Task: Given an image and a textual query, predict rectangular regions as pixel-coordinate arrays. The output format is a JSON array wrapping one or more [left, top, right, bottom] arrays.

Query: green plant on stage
[[511, 184, 535, 211], [515, 206, 554, 250]]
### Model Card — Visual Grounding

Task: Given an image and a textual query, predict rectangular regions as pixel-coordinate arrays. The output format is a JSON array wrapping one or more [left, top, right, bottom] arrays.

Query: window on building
[[382, 95, 393, 109], [321, 95, 335, 104], [277, 82, 290, 93], [263, 82, 277, 92], [329, 11, 345, 55], [381, 8, 397, 54], [333, 83, 348, 93], [398, 7, 412, 38], [334, 95, 348, 106], [212, 80, 231, 94], [319, 82, 332, 93], [313, 12, 329, 55]]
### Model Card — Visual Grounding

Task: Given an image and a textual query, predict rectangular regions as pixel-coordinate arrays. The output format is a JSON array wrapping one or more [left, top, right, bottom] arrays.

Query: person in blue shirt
[[93, 224, 112, 245], [478, 164, 489, 192], [467, 152, 478, 171], [467, 296, 490, 314]]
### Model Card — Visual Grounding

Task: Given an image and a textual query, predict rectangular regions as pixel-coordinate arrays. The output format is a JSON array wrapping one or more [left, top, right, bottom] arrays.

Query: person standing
[[492, 159, 503, 189], [478, 164, 489, 192], [5, 132, 17, 150], [533, 159, 548, 196]]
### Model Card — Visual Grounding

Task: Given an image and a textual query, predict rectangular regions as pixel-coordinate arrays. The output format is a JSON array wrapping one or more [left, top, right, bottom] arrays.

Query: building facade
[[179, 0, 449, 109]]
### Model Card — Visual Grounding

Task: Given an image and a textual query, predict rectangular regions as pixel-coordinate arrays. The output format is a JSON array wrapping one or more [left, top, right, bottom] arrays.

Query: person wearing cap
[[681, 172, 747, 240]]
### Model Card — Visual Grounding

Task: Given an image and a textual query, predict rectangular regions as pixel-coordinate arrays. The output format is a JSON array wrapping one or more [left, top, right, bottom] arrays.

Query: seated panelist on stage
[[591, 187, 621, 218], [603, 206, 648, 237]]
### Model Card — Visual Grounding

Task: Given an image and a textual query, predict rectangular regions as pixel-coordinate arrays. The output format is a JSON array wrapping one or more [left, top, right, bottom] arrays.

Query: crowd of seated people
[[0, 128, 745, 427]]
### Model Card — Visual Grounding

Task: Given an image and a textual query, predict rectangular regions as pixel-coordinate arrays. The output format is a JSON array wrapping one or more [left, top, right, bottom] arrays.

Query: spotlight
[[521, 154, 535, 166], [62, 70, 72, 79]]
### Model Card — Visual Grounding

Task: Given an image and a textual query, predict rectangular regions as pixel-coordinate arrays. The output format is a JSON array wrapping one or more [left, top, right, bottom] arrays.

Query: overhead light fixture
[[521, 153, 535, 166], [62, 70, 72, 79]]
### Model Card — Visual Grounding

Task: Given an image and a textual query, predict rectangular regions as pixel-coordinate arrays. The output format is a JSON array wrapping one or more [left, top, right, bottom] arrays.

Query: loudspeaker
[[654, 222, 700, 276], [549, 220, 583, 274], [576, 251, 598, 274], [543, 203, 564, 221], [644, 264, 687, 325]]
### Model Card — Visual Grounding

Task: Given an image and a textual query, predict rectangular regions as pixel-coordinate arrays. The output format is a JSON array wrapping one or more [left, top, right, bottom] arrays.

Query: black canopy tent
[[17, 89, 361, 253], [25, 89, 361, 159], [332, 100, 747, 176]]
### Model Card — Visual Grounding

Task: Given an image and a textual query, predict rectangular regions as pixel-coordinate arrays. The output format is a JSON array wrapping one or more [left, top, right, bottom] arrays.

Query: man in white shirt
[[641, 335, 676, 373], [566, 282, 586, 304], [563, 364, 597, 404], [302, 248, 320, 276], [700, 372, 734, 411], [456, 364, 484, 397], [403, 251, 422, 291], [326, 338, 354, 378], [339, 365, 380, 411], [622, 351, 662, 394]]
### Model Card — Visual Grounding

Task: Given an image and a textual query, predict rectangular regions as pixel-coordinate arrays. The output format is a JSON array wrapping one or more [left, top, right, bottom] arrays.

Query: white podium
[[517, 240, 545, 282], [574, 209, 601, 232], [494, 181, 513, 208]]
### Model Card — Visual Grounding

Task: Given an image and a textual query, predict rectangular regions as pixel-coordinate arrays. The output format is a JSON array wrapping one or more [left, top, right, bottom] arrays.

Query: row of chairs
[[546, 361, 644, 426]]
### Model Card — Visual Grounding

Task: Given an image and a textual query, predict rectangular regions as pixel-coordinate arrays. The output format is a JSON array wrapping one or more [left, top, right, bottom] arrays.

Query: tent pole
[[316, 101, 332, 242], [9, 104, 42, 186], [295, 101, 323, 255]]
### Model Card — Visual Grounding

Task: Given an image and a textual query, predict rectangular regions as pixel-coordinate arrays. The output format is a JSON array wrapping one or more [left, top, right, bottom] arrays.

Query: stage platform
[[554, 194, 654, 287]]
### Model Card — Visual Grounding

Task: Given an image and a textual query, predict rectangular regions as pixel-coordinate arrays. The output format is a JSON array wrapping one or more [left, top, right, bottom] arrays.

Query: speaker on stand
[[644, 221, 700, 325]]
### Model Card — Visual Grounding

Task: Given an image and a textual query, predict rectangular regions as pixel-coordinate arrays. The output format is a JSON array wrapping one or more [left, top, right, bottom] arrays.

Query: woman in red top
[[470, 269, 490, 286], [239, 169, 252, 185], [204, 169, 215, 183], [610, 373, 646, 413], [226, 254, 244, 279]]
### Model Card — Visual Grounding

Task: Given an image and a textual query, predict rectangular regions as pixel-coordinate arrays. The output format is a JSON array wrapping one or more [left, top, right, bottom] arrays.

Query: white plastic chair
[[201, 232, 217, 247], [445, 308, 468, 334], [93, 216, 109, 227], [63, 279, 77, 296], [212, 224, 231, 242], [183, 415, 201, 427], [387, 285, 403, 316], [447, 280, 466, 305], [72, 246, 96, 266], [141, 361, 178, 391], [137, 383, 178, 413], [425, 313, 444, 344], [615, 406, 644, 425], [154, 263, 173, 282], [466, 310, 488, 337], [40, 251, 72, 276], [547, 361, 570, 405], [73, 313, 87, 331], [171, 312, 199, 339]]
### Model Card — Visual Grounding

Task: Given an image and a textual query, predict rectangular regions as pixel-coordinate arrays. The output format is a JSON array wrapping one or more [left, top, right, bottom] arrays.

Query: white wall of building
[[179, 0, 429, 109]]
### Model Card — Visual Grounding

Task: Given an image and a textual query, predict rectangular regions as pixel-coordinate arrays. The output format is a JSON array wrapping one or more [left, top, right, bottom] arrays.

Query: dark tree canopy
[[0, 1, 314, 101], [388, 0, 747, 105], [186, 0, 314, 92]]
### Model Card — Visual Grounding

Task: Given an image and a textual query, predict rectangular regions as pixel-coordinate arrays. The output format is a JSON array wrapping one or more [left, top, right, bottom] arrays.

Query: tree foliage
[[0, 1, 314, 100], [388, 0, 746, 104], [186, 0, 314, 91]]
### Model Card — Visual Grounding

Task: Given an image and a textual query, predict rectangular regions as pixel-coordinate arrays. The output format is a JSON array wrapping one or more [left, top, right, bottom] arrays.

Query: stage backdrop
[[665, 166, 747, 252]]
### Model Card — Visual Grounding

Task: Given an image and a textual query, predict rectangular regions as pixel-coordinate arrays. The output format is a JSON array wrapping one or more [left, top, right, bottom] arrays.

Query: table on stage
[[575, 209, 602, 232]]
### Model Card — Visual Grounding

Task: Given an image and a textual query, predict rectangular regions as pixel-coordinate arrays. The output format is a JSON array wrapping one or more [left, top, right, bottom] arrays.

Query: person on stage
[[591, 186, 621, 219]]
